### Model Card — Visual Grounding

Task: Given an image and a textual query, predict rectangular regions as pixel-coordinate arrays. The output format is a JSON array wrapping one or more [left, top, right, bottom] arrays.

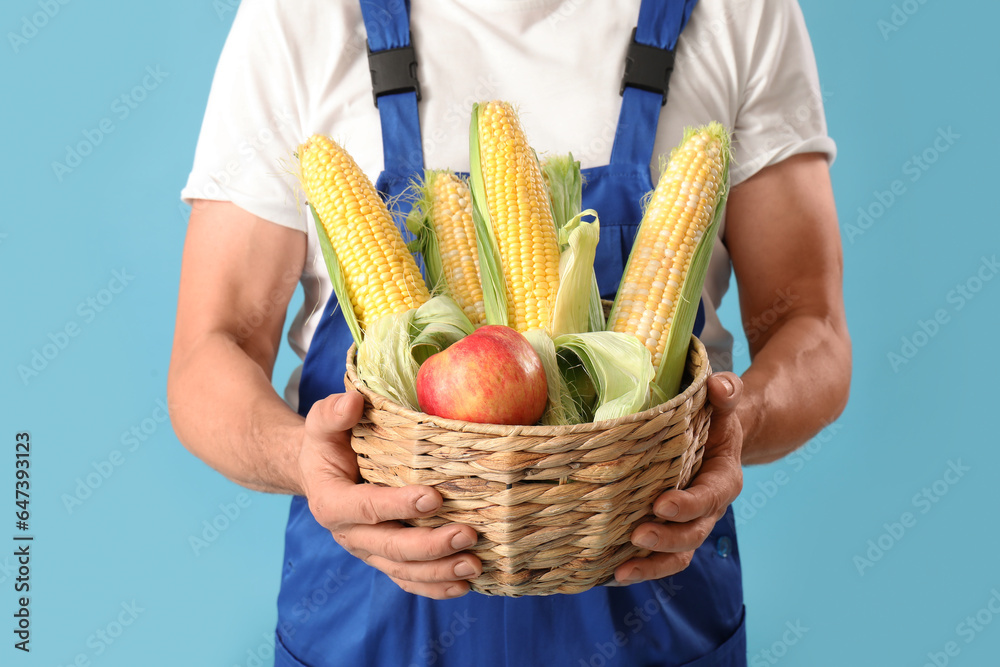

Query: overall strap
[[359, 0, 424, 178], [609, 0, 699, 167]]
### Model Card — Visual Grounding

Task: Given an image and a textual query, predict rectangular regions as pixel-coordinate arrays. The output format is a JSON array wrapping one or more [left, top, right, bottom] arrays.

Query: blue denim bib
[[275, 2, 745, 664]]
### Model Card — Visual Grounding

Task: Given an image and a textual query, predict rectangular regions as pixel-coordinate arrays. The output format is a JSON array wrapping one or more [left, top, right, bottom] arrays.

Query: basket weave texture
[[344, 335, 713, 597]]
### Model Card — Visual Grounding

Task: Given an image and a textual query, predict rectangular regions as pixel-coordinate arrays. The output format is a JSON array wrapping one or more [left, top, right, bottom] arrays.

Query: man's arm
[[618, 152, 851, 582], [168, 201, 481, 599], [725, 152, 852, 464], [168, 200, 307, 494]]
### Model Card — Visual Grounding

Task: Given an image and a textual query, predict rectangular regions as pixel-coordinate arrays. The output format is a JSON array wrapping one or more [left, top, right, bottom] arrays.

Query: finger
[[386, 575, 472, 600], [342, 522, 480, 562], [703, 373, 743, 456], [304, 391, 365, 443], [311, 478, 444, 529], [653, 456, 741, 523], [706, 372, 742, 414], [365, 552, 482, 584], [614, 550, 695, 585], [630, 516, 718, 554], [652, 394, 744, 524]]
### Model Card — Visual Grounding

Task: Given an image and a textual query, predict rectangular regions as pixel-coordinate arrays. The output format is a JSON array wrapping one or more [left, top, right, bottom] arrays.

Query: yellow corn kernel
[[476, 101, 561, 332], [298, 134, 429, 329], [610, 127, 726, 367], [428, 172, 486, 325]]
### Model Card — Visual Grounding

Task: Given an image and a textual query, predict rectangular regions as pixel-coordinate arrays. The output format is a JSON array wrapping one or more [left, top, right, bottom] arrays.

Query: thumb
[[706, 371, 742, 415], [304, 390, 365, 444]]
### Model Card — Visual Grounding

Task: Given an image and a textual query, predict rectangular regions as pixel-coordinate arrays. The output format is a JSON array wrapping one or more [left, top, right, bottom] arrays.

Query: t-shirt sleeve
[[730, 0, 836, 185], [180, 0, 306, 231]]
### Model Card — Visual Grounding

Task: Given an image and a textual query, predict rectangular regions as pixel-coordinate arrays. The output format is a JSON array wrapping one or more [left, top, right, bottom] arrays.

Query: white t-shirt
[[181, 0, 835, 411]]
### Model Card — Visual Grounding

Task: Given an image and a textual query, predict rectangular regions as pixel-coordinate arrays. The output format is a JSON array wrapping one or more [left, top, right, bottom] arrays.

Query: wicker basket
[[343, 335, 712, 597]]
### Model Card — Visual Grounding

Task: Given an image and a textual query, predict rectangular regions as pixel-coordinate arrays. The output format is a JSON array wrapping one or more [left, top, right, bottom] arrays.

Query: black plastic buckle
[[366, 42, 421, 107], [619, 28, 676, 106]]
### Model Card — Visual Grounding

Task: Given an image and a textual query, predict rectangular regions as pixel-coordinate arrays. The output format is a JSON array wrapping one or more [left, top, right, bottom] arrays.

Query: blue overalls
[[274, 1, 745, 665]]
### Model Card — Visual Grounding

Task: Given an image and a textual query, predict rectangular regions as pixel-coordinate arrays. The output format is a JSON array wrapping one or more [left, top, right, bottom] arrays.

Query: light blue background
[[1, 1, 997, 665]]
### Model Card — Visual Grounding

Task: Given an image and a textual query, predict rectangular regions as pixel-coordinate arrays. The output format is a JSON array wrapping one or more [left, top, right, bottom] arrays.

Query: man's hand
[[170, 201, 480, 599], [614, 372, 744, 584], [299, 390, 482, 600]]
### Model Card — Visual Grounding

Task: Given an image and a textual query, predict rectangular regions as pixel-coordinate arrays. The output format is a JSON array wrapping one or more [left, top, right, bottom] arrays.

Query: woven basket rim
[[344, 334, 711, 436]]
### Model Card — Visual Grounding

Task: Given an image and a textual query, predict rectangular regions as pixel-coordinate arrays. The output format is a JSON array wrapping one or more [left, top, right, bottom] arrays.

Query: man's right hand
[[298, 390, 483, 599], [170, 200, 481, 599]]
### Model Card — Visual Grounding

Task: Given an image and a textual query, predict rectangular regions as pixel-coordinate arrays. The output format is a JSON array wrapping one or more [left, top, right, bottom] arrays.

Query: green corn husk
[[554, 331, 664, 422], [410, 295, 477, 363], [468, 102, 512, 328], [541, 153, 583, 234], [654, 123, 731, 398], [405, 170, 448, 296], [543, 155, 605, 334], [311, 203, 363, 346], [356, 308, 420, 409], [558, 350, 597, 422], [313, 115, 727, 424], [307, 162, 473, 412], [523, 329, 583, 426], [356, 295, 476, 411], [526, 325, 667, 426], [551, 210, 601, 337]]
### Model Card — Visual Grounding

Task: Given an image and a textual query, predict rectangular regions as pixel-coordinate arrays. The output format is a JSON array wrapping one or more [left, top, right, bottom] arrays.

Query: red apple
[[415, 325, 548, 425]]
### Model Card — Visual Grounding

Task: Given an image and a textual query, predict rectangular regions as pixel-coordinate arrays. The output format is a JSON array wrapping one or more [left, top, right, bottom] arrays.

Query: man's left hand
[[613, 371, 744, 585]]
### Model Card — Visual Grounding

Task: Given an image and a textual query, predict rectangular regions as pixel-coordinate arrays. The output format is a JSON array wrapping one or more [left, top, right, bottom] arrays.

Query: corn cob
[[410, 171, 486, 326], [298, 134, 429, 332], [472, 101, 561, 333], [608, 123, 730, 368]]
